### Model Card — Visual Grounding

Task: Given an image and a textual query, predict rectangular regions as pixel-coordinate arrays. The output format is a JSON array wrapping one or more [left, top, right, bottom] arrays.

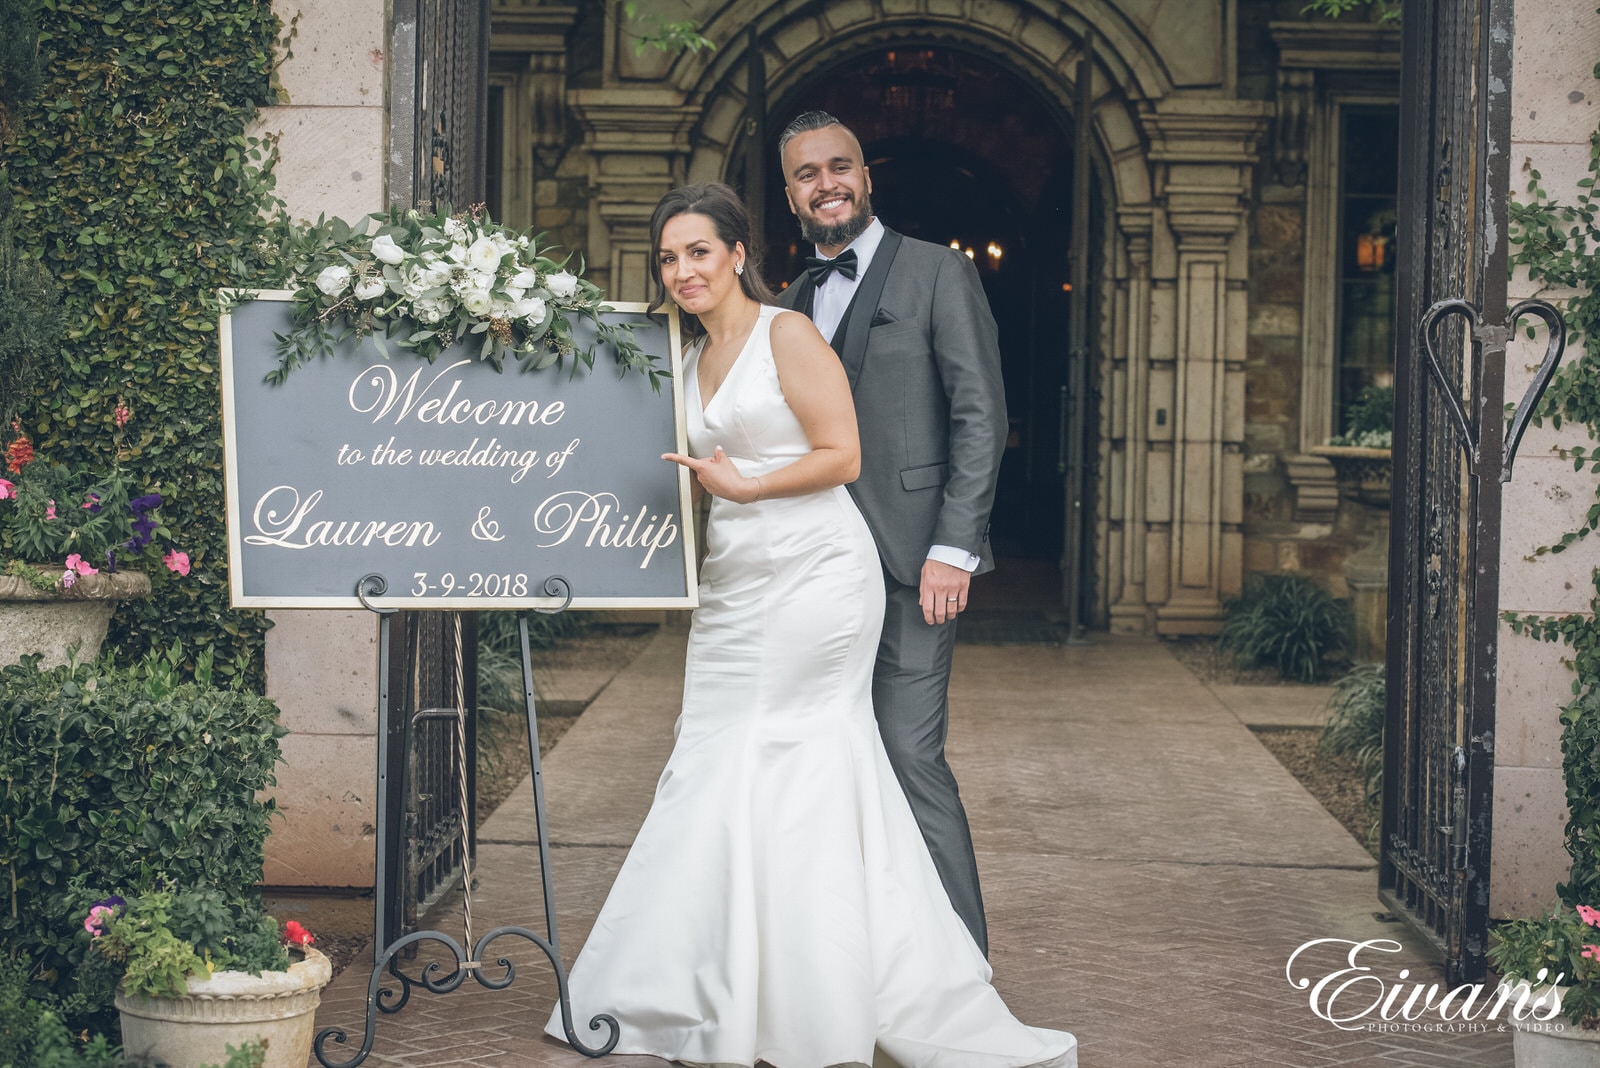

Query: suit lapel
[[834, 229, 903, 390], [780, 273, 816, 317]]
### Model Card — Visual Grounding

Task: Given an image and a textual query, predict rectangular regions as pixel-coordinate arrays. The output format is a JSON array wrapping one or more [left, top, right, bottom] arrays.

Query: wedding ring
[[947, 597, 960, 602]]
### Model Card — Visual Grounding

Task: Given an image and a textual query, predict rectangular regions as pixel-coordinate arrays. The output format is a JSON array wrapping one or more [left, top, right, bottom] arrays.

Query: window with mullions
[[1332, 107, 1398, 443]]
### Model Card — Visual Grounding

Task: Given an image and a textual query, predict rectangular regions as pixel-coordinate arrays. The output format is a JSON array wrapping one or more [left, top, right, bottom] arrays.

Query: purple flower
[[128, 493, 162, 514], [103, 548, 118, 573]]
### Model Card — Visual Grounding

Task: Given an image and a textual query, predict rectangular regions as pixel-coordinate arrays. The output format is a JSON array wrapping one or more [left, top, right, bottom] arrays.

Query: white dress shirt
[[807, 219, 980, 575]]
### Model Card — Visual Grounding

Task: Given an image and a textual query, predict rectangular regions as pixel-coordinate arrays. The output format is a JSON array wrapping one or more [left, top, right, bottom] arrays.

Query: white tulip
[[314, 265, 352, 296], [370, 234, 406, 265], [545, 271, 579, 299], [509, 268, 539, 290], [354, 277, 387, 301]]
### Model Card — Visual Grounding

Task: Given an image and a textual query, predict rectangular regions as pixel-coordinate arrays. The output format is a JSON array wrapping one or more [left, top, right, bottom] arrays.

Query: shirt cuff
[[927, 544, 981, 572]]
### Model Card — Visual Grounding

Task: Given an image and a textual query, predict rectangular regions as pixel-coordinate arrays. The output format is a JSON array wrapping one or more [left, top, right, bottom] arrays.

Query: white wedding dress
[[544, 305, 1076, 1068]]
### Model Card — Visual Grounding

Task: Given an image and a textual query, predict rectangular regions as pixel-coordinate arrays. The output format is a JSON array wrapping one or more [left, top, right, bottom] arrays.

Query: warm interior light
[[949, 240, 962, 250], [1356, 233, 1387, 272], [1061, 283, 1073, 292], [964, 247, 975, 260], [986, 242, 1003, 262]]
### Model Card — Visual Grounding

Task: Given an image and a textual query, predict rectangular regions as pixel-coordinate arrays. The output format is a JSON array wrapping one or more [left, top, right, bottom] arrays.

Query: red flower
[[4, 437, 34, 474], [282, 920, 315, 947]]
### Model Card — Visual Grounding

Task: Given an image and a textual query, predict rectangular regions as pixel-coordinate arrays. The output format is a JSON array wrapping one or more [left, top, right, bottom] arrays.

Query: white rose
[[371, 234, 406, 265], [461, 289, 496, 317], [513, 295, 547, 324], [443, 216, 465, 237], [545, 271, 579, 299], [314, 264, 352, 296], [413, 297, 451, 323], [509, 268, 539, 290], [466, 237, 503, 275], [353, 276, 387, 301], [420, 260, 453, 288]]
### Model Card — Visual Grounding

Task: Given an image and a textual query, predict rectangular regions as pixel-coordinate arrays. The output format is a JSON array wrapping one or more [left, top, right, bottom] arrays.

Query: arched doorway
[[756, 46, 1103, 615]]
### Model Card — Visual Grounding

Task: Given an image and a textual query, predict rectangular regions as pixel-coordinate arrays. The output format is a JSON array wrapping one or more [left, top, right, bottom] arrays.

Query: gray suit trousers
[[873, 574, 988, 956]]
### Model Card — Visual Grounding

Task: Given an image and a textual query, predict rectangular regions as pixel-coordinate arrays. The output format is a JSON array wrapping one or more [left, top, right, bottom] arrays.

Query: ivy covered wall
[[2, 0, 288, 687]]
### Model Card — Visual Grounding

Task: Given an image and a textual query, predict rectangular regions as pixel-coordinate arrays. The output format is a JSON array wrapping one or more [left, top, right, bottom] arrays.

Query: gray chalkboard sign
[[219, 292, 696, 609]]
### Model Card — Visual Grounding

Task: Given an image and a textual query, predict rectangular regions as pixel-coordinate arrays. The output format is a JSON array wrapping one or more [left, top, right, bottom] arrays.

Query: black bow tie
[[804, 249, 858, 287]]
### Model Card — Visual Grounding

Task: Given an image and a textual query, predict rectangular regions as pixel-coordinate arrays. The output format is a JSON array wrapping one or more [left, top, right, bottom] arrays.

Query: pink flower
[[1579, 905, 1600, 929], [163, 549, 190, 576], [64, 554, 97, 577], [0, 478, 12, 500], [113, 404, 132, 428], [1583, 944, 1600, 961], [84, 905, 117, 937], [44, 500, 56, 520], [60, 570, 75, 589]]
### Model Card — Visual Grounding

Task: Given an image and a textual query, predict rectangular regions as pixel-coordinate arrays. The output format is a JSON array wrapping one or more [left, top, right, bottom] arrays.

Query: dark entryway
[[751, 46, 1101, 612]]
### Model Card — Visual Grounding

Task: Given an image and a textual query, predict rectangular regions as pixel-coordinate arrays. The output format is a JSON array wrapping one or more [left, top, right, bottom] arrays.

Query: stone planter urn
[[1309, 445, 1392, 662], [1507, 982, 1600, 1067], [116, 946, 332, 1068], [0, 569, 150, 669]]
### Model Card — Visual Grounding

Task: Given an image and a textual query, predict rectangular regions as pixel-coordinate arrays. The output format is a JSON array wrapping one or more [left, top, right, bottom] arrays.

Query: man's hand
[[920, 558, 972, 625]]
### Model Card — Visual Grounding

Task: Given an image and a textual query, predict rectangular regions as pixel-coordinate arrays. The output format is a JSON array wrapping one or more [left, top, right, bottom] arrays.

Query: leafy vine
[[1504, 92, 1600, 904]]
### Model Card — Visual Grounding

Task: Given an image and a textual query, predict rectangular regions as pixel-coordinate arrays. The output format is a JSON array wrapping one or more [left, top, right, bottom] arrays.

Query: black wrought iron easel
[[312, 573, 619, 1066]]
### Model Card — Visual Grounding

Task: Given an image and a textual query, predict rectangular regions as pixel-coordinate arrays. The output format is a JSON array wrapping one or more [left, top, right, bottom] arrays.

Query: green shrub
[[0, 954, 120, 1068], [1561, 687, 1600, 908], [2, 0, 289, 688], [476, 610, 585, 716], [1219, 574, 1352, 682], [0, 648, 286, 1020], [1320, 663, 1386, 841]]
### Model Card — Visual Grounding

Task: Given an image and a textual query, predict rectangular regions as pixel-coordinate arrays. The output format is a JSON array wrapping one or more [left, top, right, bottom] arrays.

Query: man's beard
[[799, 191, 873, 248]]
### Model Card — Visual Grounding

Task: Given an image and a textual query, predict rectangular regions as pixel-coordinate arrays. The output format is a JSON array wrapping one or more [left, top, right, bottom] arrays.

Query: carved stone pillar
[[568, 89, 700, 300], [1108, 210, 1154, 634], [489, 2, 580, 230], [1142, 100, 1269, 634]]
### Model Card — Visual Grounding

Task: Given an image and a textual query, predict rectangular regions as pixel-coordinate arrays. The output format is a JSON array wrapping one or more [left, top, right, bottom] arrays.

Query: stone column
[[252, 0, 390, 888], [489, 2, 581, 231], [1141, 100, 1268, 634], [568, 90, 700, 301], [1108, 212, 1155, 633]]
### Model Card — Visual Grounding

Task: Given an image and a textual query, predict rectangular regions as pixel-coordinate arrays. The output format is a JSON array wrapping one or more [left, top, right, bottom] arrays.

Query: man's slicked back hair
[[777, 110, 847, 159]]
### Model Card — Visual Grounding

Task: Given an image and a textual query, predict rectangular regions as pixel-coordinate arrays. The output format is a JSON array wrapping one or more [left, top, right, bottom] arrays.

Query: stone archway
[[562, 0, 1269, 633]]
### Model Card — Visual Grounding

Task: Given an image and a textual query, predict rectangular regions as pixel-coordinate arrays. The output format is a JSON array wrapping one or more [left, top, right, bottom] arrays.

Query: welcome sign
[[219, 292, 696, 609]]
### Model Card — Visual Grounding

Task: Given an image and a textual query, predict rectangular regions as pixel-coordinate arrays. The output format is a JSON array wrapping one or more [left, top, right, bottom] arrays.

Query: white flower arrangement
[[264, 205, 662, 388]]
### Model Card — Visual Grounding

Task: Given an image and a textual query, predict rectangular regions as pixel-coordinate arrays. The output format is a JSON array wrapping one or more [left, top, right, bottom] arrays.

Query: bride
[[543, 182, 1076, 1068]]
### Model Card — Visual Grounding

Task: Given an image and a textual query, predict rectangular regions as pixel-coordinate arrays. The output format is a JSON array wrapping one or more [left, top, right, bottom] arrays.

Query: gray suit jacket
[[779, 229, 1007, 587]]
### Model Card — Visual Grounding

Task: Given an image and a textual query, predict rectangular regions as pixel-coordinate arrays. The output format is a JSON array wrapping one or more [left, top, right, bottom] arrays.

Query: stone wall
[[253, 0, 390, 889], [1490, 0, 1600, 920]]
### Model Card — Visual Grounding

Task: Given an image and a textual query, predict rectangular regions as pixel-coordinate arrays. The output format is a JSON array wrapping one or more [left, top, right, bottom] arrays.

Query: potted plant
[[82, 885, 329, 1068], [0, 404, 191, 667], [1489, 904, 1600, 1064]]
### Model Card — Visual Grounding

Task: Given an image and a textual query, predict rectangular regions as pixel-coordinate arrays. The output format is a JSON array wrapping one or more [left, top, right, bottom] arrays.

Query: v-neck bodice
[[684, 304, 810, 478]]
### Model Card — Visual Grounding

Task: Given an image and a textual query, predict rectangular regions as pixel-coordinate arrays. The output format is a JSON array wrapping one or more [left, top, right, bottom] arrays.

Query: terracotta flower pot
[[115, 946, 332, 1068], [0, 569, 149, 668]]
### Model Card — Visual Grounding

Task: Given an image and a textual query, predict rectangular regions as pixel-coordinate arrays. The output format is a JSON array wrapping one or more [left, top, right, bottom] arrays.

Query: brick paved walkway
[[307, 628, 1517, 1068]]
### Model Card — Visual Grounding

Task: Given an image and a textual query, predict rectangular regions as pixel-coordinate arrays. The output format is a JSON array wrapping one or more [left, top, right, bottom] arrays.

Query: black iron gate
[[1381, 0, 1565, 984], [378, 0, 490, 953]]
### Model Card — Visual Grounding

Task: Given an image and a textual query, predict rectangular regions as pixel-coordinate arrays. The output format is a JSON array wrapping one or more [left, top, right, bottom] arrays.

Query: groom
[[775, 110, 1007, 955]]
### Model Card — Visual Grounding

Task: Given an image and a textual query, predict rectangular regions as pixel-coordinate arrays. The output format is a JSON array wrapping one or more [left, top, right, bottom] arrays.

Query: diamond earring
[[734, 263, 745, 276]]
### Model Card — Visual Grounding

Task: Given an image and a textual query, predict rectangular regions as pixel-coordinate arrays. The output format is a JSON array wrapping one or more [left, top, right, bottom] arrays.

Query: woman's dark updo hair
[[648, 182, 777, 337]]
